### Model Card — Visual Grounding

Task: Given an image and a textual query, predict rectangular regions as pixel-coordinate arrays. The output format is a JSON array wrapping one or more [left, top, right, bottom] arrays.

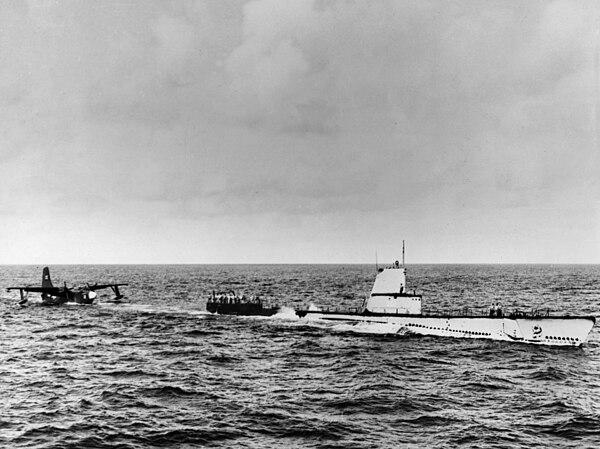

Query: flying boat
[[7, 267, 128, 306]]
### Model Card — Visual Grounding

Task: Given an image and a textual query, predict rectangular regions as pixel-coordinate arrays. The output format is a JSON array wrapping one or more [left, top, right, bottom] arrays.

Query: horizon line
[[1, 262, 599, 266]]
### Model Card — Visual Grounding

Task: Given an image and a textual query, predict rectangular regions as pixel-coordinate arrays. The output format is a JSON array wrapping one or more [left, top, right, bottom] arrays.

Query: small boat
[[206, 290, 280, 316], [296, 247, 596, 346]]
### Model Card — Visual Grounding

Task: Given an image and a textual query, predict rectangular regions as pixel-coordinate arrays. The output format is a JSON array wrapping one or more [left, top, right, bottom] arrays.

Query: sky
[[0, 0, 599, 264]]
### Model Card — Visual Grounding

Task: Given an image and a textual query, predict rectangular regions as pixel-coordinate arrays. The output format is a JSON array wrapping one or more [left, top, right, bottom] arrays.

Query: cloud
[[1, 0, 598, 262], [224, 1, 332, 133], [186, 0, 600, 217]]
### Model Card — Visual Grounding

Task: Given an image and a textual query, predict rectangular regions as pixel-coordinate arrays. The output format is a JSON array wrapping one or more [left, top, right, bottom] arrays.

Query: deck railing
[[302, 305, 553, 318]]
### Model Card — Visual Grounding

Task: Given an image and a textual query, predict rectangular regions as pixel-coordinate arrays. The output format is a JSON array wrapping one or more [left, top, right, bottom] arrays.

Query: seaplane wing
[[6, 286, 61, 295], [87, 283, 128, 291], [87, 283, 128, 301]]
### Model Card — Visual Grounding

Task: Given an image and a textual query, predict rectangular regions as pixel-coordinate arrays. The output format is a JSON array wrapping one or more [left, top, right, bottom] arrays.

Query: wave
[[99, 369, 167, 378], [4, 264, 600, 449], [143, 428, 243, 446], [546, 415, 600, 439], [529, 366, 569, 381], [238, 409, 355, 440], [140, 385, 223, 402]]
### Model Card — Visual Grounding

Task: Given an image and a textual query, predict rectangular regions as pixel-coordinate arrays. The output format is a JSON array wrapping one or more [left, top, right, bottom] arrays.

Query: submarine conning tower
[[365, 262, 422, 314]]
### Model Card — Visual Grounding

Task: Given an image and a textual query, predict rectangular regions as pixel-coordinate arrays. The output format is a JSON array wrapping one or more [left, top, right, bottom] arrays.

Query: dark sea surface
[[1, 264, 600, 449]]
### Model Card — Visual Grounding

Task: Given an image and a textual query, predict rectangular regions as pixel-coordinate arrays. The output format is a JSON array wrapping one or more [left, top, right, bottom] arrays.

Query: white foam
[[330, 321, 404, 335], [271, 306, 299, 320], [188, 310, 214, 317]]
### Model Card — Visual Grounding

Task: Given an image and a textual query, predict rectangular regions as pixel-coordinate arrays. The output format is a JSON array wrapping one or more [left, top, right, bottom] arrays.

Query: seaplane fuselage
[[40, 289, 98, 306]]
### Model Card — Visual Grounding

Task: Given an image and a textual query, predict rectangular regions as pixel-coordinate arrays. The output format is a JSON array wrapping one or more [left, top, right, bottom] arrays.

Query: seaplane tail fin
[[42, 267, 53, 288]]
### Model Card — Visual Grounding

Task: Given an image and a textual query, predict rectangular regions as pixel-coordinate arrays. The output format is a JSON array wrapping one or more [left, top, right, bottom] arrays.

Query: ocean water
[[1, 264, 599, 448]]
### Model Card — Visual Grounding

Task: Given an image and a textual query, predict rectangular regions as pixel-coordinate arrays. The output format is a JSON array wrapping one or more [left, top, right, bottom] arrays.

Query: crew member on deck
[[496, 303, 503, 317], [489, 304, 495, 317]]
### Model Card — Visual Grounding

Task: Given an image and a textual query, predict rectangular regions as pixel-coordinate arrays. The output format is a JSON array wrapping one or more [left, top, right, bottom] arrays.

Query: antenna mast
[[402, 240, 405, 267]]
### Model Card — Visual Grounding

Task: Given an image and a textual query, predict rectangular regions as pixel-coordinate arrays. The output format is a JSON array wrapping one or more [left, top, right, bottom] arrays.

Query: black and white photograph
[[1, 0, 599, 447]]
